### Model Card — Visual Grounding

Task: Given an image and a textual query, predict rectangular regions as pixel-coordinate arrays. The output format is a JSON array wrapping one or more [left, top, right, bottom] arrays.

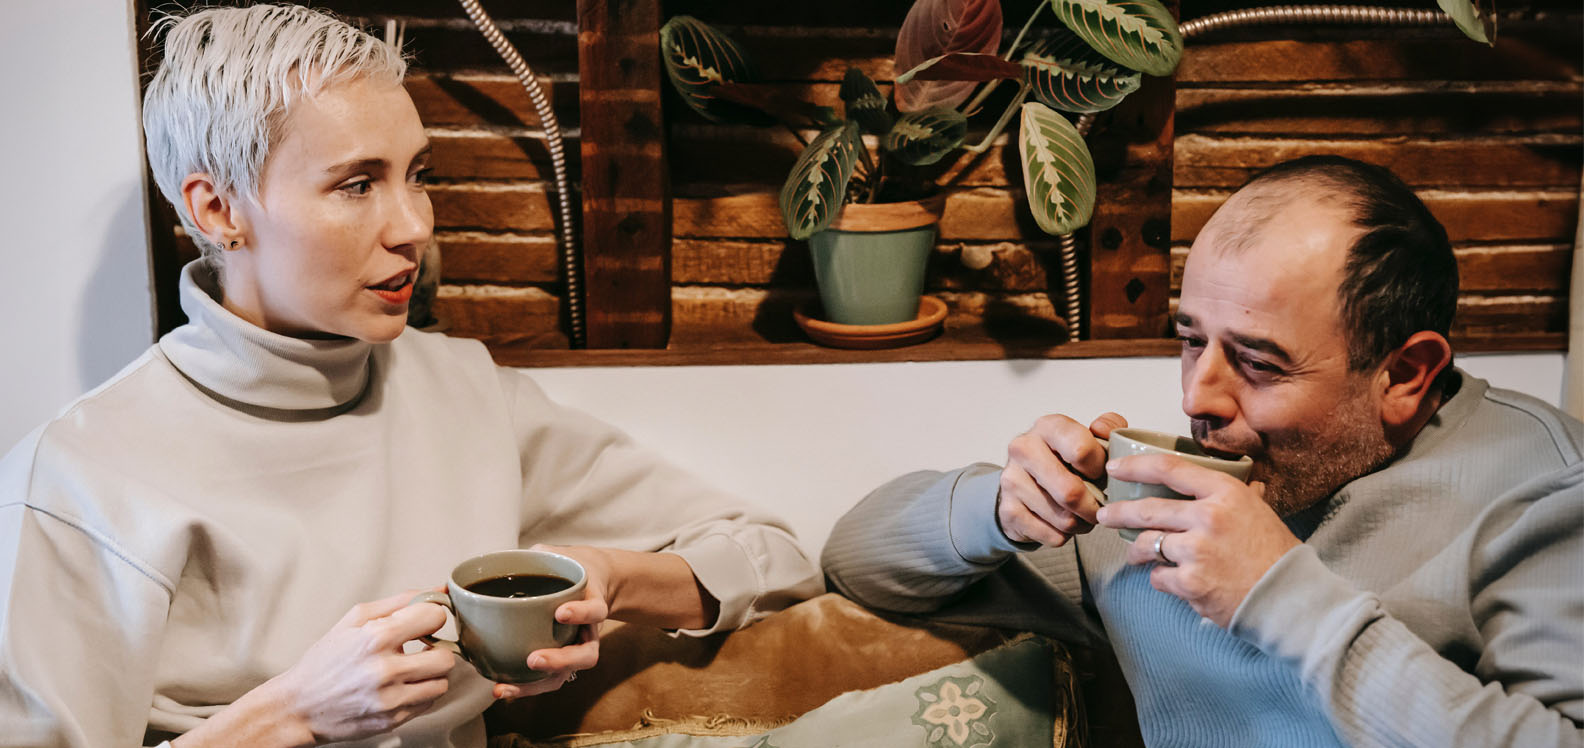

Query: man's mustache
[[1190, 419, 1259, 460]]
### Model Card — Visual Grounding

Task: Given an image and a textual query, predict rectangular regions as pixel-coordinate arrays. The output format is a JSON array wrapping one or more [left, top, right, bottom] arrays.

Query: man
[[822, 156, 1582, 747]]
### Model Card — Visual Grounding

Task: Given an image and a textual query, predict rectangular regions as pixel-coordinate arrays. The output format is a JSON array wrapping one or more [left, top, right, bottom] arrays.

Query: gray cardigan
[[823, 371, 1583, 747]]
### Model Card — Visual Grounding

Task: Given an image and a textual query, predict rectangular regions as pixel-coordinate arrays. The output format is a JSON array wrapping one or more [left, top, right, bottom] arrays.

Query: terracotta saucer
[[794, 296, 947, 350]]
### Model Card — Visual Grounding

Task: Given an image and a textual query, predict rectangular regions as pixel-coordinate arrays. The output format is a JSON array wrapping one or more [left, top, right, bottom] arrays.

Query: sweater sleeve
[[1229, 462, 1584, 747], [497, 370, 822, 636], [1, 437, 173, 747], [821, 464, 1100, 642]]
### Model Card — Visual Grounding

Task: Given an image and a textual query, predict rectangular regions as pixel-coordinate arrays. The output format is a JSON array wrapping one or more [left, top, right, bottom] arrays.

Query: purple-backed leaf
[[895, 52, 1023, 84], [894, 0, 1003, 112]]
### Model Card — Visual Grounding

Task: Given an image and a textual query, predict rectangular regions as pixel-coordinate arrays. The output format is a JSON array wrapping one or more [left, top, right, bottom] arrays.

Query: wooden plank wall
[[142, 0, 1579, 360], [1172, 0, 1581, 347]]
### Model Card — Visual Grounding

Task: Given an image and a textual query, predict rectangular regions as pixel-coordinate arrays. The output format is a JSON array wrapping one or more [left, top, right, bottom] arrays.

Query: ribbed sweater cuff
[[1229, 544, 1374, 679], [948, 466, 1041, 565]]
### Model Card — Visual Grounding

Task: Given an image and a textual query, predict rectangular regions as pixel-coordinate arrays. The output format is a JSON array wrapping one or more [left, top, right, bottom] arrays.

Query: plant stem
[[965, 84, 1030, 154], [960, 1, 1047, 116]]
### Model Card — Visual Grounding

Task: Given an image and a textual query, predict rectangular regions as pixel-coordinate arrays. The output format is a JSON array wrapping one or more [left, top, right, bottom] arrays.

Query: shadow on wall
[[78, 183, 155, 393]]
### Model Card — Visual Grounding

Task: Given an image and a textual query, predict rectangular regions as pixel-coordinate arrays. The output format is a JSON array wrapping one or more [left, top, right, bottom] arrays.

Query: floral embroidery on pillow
[[911, 674, 997, 747]]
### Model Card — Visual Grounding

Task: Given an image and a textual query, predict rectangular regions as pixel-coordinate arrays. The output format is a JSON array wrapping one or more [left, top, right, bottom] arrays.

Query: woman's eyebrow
[[323, 157, 386, 177]]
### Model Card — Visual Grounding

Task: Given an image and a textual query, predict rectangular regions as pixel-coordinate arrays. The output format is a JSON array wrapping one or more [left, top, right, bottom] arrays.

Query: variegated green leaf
[[660, 16, 769, 123], [840, 68, 893, 135], [1018, 102, 1096, 235], [1048, 0, 1182, 78], [883, 108, 968, 166], [780, 122, 862, 240], [1436, 0, 1492, 44], [1021, 31, 1141, 113]]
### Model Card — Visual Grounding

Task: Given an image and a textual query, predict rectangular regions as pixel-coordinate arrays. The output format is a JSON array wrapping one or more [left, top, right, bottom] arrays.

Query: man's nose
[[1181, 346, 1238, 425]]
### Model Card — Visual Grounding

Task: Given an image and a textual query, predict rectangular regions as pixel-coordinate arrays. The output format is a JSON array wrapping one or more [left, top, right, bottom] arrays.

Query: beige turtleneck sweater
[[0, 261, 822, 747]]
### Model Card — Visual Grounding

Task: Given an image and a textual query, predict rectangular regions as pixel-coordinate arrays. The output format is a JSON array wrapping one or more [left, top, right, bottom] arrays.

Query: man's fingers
[[1002, 498, 1071, 547], [1096, 497, 1195, 535], [1089, 412, 1129, 439], [1033, 414, 1110, 479], [1108, 453, 1241, 500], [1001, 468, 1083, 541]]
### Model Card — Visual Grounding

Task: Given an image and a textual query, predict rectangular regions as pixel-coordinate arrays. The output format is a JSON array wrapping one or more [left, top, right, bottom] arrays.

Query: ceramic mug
[[1074, 428, 1255, 541], [408, 549, 586, 683]]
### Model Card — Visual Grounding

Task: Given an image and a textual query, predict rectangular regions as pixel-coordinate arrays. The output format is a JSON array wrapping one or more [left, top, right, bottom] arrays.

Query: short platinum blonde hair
[[142, 4, 407, 257]]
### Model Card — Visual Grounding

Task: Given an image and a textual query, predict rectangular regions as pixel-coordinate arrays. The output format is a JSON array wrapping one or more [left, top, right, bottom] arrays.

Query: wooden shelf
[[479, 331, 1563, 368]]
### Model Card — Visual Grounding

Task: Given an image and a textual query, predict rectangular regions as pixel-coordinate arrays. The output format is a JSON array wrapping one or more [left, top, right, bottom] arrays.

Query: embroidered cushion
[[485, 593, 1082, 748]]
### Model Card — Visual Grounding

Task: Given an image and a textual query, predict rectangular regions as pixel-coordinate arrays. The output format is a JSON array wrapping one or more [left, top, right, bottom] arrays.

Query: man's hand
[[997, 412, 1128, 547], [1095, 453, 1301, 627], [492, 544, 609, 701]]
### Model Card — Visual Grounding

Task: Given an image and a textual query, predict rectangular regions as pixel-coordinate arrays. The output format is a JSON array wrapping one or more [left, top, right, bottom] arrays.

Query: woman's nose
[[385, 188, 433, 256]]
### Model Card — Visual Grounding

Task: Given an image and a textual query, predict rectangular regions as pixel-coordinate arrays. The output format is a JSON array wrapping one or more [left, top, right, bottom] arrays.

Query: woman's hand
[[265, 589, 456, 742], [171, 589, 456, 748], [492, 545, 610, 700]]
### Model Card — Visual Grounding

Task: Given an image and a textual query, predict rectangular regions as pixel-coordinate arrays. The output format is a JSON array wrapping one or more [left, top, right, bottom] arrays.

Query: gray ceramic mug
[[1074, 428, 1255, 542], [408, 549, 586, 683]]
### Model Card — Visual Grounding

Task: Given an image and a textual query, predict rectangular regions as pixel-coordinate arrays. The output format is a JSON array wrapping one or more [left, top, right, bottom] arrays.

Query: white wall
[[0, 1, 1569, 560], [0, 0, 153, 449], [526, 353, 1565, 554]]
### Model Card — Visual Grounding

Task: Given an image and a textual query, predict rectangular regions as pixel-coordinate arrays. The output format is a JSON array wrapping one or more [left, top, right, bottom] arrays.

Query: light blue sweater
[[822, 372, 1583, 747]]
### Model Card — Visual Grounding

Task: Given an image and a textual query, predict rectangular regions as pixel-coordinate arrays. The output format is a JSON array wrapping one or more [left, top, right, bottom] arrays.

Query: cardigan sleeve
[[1229, 462, 1584, 748], [496, 369, 822, 636], [0, 433, 174, 748]]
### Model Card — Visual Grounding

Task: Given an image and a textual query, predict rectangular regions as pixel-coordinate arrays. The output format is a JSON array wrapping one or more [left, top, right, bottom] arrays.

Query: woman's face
[[222, 76, 433, 342]]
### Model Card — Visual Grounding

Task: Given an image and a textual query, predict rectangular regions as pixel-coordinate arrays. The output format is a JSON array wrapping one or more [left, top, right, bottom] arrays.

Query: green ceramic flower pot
[[807, 196, 946, 326]]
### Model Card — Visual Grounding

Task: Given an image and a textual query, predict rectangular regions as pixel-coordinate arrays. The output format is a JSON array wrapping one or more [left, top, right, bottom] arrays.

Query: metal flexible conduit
[[456, 0, 586, 348], [1055, 5, 1453, 342]]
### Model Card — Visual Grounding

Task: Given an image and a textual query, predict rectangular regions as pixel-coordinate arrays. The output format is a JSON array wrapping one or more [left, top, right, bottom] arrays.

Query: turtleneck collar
[[158, 261, 374, 412]]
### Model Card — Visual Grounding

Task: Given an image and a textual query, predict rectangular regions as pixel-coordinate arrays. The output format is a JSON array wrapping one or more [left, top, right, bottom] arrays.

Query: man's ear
[[181, 173, 247, 249], [1379, 330, 1453, 432]]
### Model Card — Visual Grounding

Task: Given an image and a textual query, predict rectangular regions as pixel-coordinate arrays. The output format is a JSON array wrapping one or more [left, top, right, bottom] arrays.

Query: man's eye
[[1241, 357, 1281, 375], [1176, 335, 1205, 349]]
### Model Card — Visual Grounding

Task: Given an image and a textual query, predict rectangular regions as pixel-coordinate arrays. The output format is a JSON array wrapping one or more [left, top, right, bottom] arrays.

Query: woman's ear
[[1379, 331, 1453, 432], [181, 173, 247, 249]]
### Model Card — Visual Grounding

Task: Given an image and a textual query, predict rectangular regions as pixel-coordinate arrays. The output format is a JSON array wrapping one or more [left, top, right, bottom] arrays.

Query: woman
[[0, 5, 821, 747]]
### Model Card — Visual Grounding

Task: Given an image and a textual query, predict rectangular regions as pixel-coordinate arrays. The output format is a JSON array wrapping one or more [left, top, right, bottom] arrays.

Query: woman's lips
[[368, 273, 414, 305]]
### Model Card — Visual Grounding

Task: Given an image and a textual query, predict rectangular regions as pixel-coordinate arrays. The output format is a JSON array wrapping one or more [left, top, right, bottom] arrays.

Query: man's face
[[1176, 192, 1396, 516]]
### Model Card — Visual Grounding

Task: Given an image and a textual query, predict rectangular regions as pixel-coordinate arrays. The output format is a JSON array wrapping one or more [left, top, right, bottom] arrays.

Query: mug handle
[[406, 590, 463, 657]]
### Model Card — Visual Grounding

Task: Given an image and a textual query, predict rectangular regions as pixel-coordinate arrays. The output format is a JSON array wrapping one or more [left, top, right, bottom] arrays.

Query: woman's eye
[[339, 179, 373, 196], [410, 168, 434, 186]]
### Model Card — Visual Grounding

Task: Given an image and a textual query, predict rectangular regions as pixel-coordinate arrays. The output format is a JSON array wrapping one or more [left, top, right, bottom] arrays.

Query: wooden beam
[[1084, 62, 1176, 339], [577, 0, 671, 348]]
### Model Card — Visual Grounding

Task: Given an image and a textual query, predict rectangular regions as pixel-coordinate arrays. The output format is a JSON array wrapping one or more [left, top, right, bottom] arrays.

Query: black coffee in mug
[[465, 573, 574, 599]]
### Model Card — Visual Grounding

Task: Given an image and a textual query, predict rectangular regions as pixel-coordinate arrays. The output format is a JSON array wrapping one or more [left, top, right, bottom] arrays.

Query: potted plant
[[660, 0, 1178, 332], [658, 0, 1490, 334]]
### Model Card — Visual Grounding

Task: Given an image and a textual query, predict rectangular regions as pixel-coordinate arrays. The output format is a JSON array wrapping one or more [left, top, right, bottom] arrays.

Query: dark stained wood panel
[[577, 0, 672, 348]]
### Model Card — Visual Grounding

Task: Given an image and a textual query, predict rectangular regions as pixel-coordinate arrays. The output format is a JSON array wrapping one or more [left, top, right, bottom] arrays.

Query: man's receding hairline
[[1201, 175, 1359, 257]]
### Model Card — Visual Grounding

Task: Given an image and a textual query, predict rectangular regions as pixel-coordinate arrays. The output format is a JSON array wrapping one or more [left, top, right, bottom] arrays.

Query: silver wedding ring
[[1153, 532, 1175, 566]]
